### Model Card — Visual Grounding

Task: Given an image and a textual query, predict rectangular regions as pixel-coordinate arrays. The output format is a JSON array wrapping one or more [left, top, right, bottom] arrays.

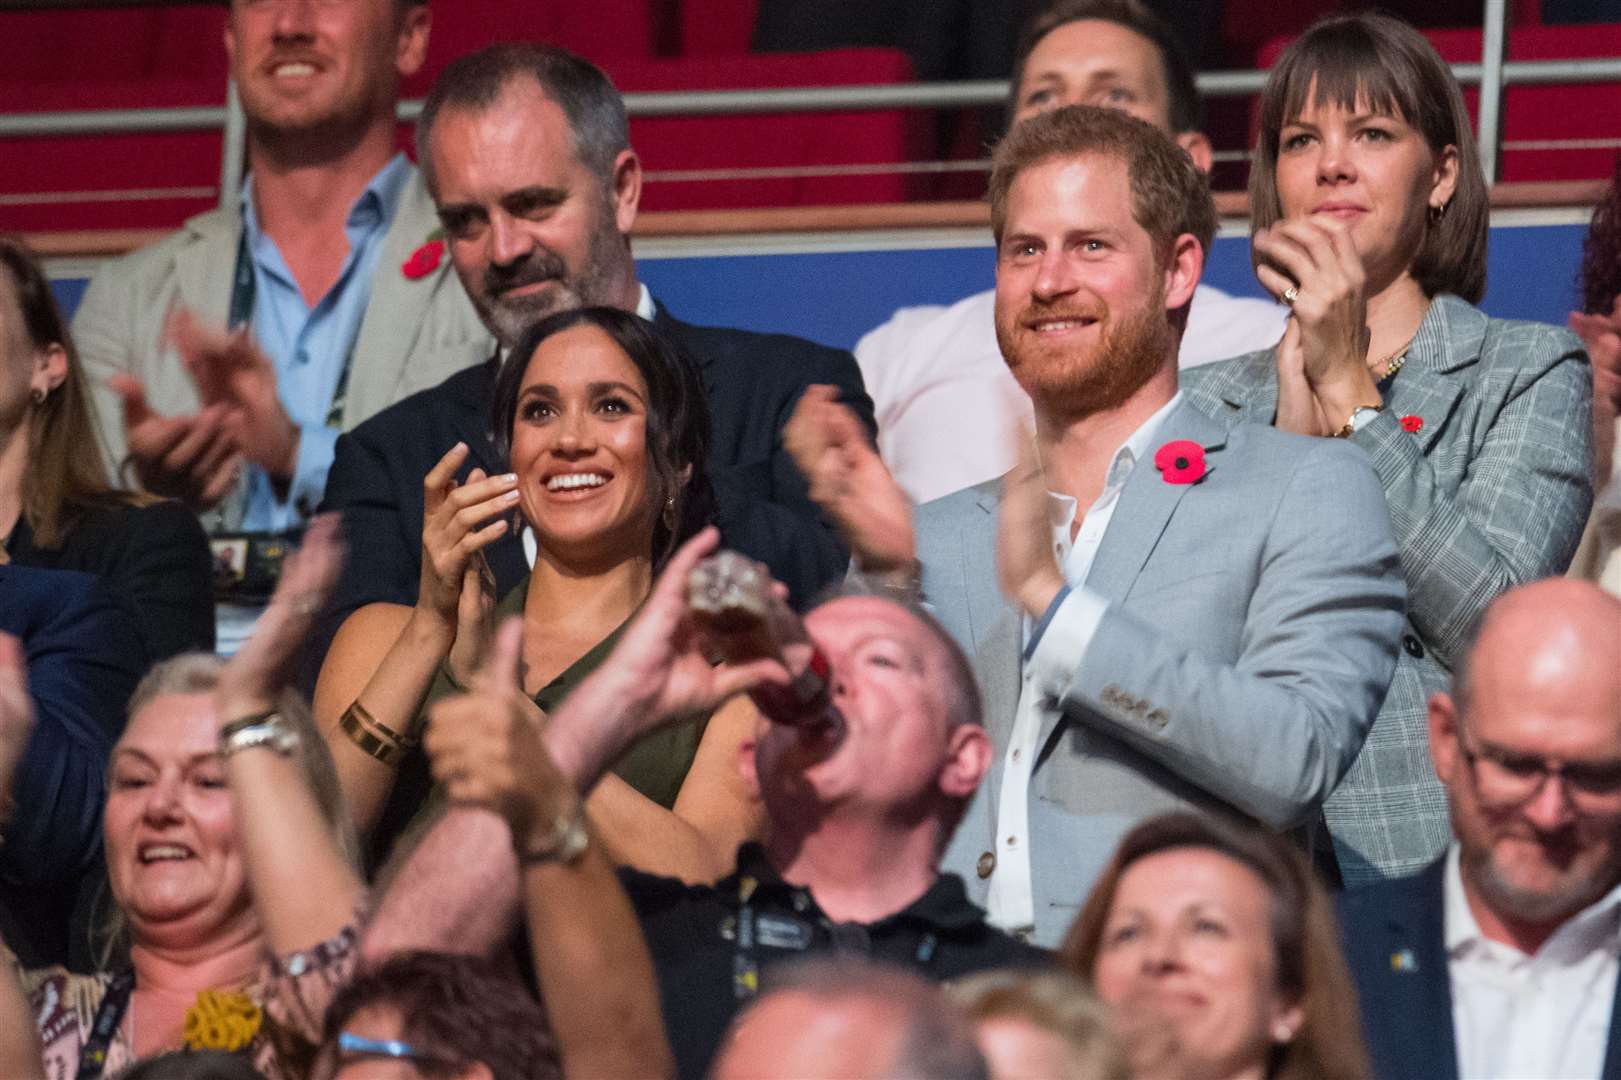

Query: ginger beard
[[996, 275, 1173, 423]]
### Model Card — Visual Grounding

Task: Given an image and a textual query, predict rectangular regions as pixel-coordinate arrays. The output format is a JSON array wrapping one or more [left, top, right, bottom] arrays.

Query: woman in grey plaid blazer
[[1182, 13, 1594, 884]]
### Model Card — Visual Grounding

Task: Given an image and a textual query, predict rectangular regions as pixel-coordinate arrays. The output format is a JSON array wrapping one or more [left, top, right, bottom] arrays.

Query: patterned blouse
[[14, 921, 357, 1080]]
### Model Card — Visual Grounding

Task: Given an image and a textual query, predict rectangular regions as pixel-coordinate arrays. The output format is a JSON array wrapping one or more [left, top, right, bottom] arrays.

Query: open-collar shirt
[[238, 152, 411, 531], [985, 391, 1182, 934], [1445, 843, 1621, 1079]]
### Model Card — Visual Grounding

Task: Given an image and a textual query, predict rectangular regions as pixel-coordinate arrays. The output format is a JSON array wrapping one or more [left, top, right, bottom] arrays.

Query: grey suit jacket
[[920, 399, 1406, 945], [1183, 294, 1594, 883], [73, 162, 493, 519]]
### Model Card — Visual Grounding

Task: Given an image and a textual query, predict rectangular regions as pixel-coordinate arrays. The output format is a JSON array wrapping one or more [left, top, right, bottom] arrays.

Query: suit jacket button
[[977, 852, 996, 879], [1402, 634, 1425, 659]]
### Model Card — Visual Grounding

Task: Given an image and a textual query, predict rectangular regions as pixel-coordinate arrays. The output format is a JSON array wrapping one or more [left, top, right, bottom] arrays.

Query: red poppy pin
[[1153, 439, 1206, 484], [1400, 415, 1424, 434], [402, 230, 446, 280]]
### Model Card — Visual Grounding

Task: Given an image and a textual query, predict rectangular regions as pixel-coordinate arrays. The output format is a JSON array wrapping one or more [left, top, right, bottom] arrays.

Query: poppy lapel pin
[[1153, 439, 1207, 485], [1400, 415, 1424, 434], [402, 230, 446, 280], [1390, 948, 1418, 973]]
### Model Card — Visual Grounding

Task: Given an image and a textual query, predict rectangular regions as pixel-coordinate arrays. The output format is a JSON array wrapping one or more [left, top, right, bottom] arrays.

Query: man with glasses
[[1338, 577, 1621, 1080]]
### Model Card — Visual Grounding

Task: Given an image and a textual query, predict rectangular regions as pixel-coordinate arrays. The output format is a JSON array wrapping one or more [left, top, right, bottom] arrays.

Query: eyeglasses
[[336, 1032, 457, 1068], [1455, 719, 1621, 815]]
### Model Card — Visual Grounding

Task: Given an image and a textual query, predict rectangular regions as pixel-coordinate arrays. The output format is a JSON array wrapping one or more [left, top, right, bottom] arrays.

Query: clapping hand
[[166, 308, 301, 488], [1253, 219, 1378, 431], [417, 443, 513, 673], [110, 375, 242, 510], [215, 514, 344, 724], [785, 384, 917, 575], [997, 429, 1065, 618], [1570, 296, 1621, 416]]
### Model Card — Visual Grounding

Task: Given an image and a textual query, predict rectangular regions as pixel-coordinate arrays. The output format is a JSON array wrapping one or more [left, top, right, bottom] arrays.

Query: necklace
[[1371, 336, 1416, 381]]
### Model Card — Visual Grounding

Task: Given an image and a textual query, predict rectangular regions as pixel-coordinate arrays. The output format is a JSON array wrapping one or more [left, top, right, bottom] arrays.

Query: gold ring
[[1282, 285, 1299, 307]]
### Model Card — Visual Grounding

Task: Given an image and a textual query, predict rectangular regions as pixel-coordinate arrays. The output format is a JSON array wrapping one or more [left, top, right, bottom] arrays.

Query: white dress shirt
[[854, 285, 1287, 504], [984, 392, 1183, 934], [1445, 845, 1621, 1079]]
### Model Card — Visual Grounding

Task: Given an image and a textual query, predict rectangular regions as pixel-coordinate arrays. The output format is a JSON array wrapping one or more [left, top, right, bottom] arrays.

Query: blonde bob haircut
[[1248, 12, 1488, 304]]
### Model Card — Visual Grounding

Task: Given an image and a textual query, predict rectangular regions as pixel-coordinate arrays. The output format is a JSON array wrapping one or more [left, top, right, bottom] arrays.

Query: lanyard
[[228, 226, 361, 430], [730, 876, 940, 1001], [74, 971, 134, 1080]]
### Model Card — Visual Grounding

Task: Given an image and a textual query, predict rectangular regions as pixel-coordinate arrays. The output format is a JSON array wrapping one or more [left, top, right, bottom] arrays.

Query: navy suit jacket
[[0, 565, 146, 967], [310, 303, 874, 685], [1338, 858, 1621, 1080]]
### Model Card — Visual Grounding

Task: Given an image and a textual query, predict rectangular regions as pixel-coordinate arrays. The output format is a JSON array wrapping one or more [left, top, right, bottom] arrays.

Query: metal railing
[[0, 0, 1613, 206]]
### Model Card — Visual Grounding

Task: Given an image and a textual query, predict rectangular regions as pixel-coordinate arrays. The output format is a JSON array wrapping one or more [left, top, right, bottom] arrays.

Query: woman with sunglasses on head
[[1183, 12, 1593, 885]]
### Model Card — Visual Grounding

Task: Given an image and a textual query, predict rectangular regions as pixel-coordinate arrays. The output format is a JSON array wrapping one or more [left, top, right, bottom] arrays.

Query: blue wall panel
[[50, 223, 1586, 355]]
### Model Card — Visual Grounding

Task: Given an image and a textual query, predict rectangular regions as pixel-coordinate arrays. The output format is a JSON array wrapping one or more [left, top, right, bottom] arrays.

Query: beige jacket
[[72, 163, 493, 498]]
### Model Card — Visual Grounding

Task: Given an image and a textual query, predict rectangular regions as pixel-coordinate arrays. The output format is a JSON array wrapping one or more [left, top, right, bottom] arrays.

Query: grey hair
[[416, 42, 630, 196]]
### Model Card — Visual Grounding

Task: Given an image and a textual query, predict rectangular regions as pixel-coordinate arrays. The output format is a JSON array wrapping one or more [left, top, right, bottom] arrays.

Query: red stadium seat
[[1254, 23, 1621, 183], [614, 48, 930, 210]]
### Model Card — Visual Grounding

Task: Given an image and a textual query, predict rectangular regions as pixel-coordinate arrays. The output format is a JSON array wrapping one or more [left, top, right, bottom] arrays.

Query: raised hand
[[1253, 219, 1378, 424], [425, 618, 568, 847], [215, 514, 344, 723], [1274, 319, 1332, 437], [0, 634, 34, 810], [110, 374, 242, 509], [594, 527, 792, 725], [997, 429, 1065, 618], [1570, 296, 1621, 416], [785, 383, 916, 574], [419, 443, 517, 631], [165, 308, 300, 485]]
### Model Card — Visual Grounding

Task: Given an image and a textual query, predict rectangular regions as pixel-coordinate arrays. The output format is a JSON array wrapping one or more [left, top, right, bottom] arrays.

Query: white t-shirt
[[854, 284, 1288, 504]]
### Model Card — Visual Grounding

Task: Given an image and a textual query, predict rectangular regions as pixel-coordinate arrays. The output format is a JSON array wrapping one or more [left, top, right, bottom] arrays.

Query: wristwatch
[[1333, 405, 1385, 439], [219, 711, 302, 758], [516, 800, 590, 866]]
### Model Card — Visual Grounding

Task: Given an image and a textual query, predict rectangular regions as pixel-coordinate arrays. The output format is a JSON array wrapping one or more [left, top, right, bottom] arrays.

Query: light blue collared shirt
[[238, 151, 412, 531]]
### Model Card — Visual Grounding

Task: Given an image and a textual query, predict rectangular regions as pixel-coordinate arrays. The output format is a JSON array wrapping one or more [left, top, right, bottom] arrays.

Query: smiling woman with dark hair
[[315, 306, 761, 884], [1183, 12, 1594, 885]]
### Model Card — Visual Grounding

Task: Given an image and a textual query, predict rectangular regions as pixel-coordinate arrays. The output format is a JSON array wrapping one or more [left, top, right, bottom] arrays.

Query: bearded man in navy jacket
[[313, 42, 873, 683]]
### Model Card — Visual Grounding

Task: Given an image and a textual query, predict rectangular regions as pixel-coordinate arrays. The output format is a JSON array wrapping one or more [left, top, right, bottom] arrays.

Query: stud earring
[[1272, 1021, 1298, 1044], [663, 495, 677, 530], [30, 387, 47, 405]]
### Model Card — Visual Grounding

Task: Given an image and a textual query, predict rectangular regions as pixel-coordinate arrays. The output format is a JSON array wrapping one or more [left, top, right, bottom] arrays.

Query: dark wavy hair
[[1579, 153, 1621, 315], [489, 306, 714, 569], [1062, 812, 1371, 1080], [315, 952, 560, 1080]]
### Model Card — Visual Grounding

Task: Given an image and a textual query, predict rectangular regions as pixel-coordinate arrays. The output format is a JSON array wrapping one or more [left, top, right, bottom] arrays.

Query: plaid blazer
[[1182, 294, 1594, 883]]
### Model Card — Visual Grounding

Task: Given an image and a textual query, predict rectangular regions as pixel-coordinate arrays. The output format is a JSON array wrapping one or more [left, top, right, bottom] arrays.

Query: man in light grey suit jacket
[[792, 106, 1406, 947], [73, 0, 491, 531]]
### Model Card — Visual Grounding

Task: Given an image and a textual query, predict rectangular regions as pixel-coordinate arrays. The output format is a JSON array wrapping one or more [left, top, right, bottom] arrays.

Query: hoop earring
[[662, 495, 677, 531], [1428, 201, 1449, 225]]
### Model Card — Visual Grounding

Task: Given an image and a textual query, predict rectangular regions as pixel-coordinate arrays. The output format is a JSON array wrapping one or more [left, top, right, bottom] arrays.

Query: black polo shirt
[[622, 843, 1051, 1079]]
